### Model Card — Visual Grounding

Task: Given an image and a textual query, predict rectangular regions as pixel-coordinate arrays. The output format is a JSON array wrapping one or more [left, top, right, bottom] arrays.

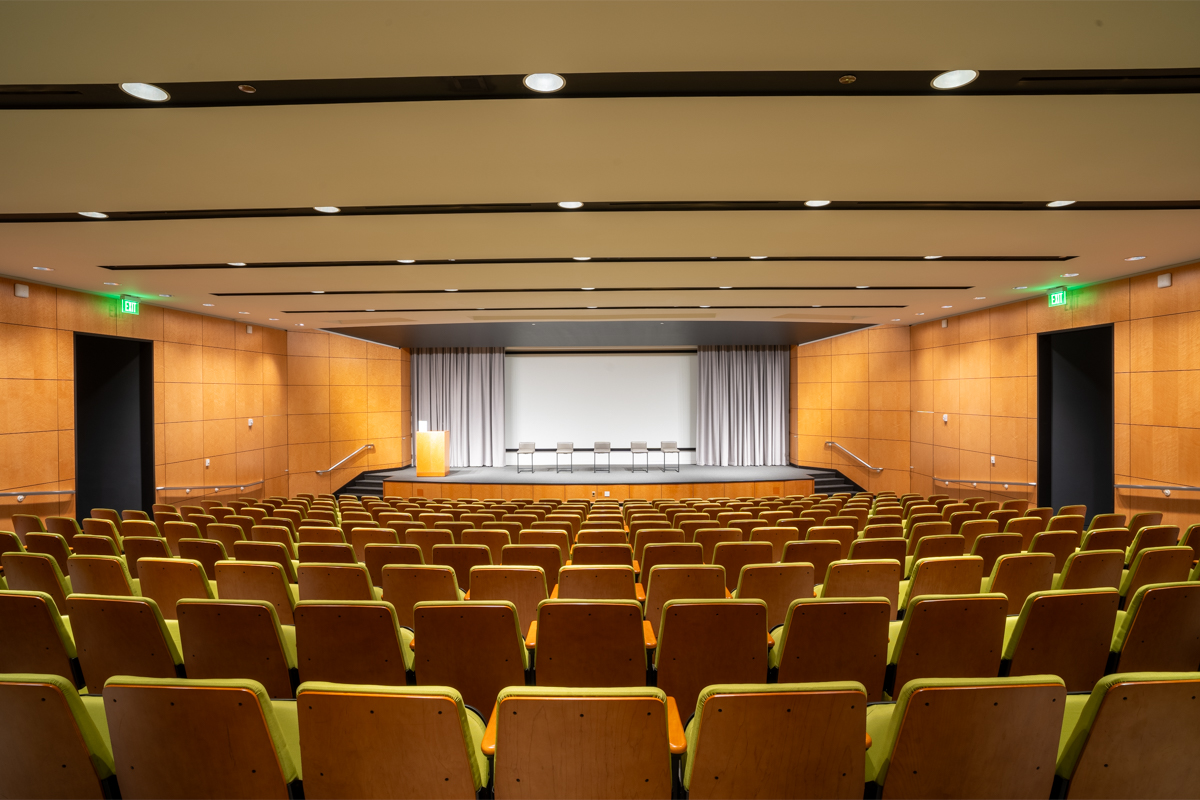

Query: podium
[[416, 430, 450, 477]]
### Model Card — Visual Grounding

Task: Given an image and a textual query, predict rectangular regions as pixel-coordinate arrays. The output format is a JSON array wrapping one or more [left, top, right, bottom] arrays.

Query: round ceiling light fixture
[[924, 255, 942, 260], [269, 318, 279, 321], [445, 288, 458, 292], [1061, 272, 1079, 278], [719, 286, 732, 289], [856, 285, 870, 289], [313, 206, 341, 213], [557, 201, 583, 209], [104, 282, 119, 286], [311, 290, 324, 294], [974, 296, 986, 300], [238, 311, 250, 315], [33, 266, 52, 271], [699, 305, 711, 308], [931, 70, 979, 90], [750, 256, 768, 260], [1013, 286, 1028, 290], [398, 259, 415, 264], [202, 303, 214, 307], [1046, 200, 1076, 208], [1124, 256, 1146, 261], [78, 211, 107, 219], [915, 312, 926, 316], [119, 82, 170, 102], [227, 262, 246, 266], [581, 287, 595, 291], [941, 305, 953, 309], [158, 294, 172, 298], [572, 256, 591, 261], [804, 200, 831, 207], [523, 73, 566, 93]]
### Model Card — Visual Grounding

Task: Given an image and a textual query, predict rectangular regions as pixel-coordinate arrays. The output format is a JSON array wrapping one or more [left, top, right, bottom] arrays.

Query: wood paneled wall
[[789, 259, 1200, 527], [791, 326, 912, 495], [0, 277, 411, 527], [382, 479, 814, 501], [286, 331, 411, 498]]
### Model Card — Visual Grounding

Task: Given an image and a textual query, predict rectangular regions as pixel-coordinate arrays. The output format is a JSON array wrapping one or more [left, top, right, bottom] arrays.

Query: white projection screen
[[504, 352, 698, 466]]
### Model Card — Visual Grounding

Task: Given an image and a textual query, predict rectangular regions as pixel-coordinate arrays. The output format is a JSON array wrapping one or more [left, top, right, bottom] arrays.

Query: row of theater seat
[[3, 669, 1198, 798]]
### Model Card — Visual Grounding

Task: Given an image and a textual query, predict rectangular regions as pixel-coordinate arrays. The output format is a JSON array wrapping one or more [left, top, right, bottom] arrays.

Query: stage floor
[[377, 464, 815, 486]]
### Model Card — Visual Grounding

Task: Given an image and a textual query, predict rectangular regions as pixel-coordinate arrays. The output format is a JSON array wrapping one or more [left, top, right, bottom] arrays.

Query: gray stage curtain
[[411, 348, 506, 468], [697, 345, 789, 466]]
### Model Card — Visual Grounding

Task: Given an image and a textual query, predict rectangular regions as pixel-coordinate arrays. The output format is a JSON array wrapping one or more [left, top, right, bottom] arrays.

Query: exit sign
[[120, 296, 140, 315], [1047, 289, 1067, 308]]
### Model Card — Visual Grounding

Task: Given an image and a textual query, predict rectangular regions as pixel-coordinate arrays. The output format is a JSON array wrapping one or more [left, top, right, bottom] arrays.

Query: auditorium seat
[[782, 539, 841, 581], [958, 518, 1000, 551], [1081, 526, 1135, 552], [863, 519, 902, 536], [1047, 514, 1086, 534], [569, 542, 636, 571], [1001, 588, 1119, 691], [1004, 516, 1044, 550], [44, 515, 82, 546], [885, 593, 1008, 698], [865, 676, 1065, 798], [412, 600, 527, 714], [897, 555, 985, 611], [1025, 507, 1055, 529], [295, 599, 413, 681], [121, 535, 172, 581], [297, 541, 357, 564], [215, 560, 298, 624], [68, 554, 139, 597], [0, 673, 116, 799], [1118, 546, 1193, 607], [431, 544, 492, 591], [24, 531, 71, 574], [176, 598, 296, 698], [732, 562, 815, 630], [1127, 511, 1163, 535], [162, 520, 202, 557], [1180, 522, 1200, 563], [404, 528, 454, 563], [1029, 530, 1080, 572], [1053, 548, 1124, 591], [1109, 582, 1200, 673], [1125, 525, 1181, 566], [556, 565, 641, 601], [653, 598, 768, 712], [103, 675, 301, 798], [363, 542, 423, 587], [11, 513, 45, 544], [519, 528, 570, 561], [297, 562, 382, 601], [1054, 672, 1200, 798], [903, 533, 965, 577], [982, 552, 1055, 616], [297, 681, 486, 799], [684, 681, 867, 800], [847, 536, 905, 564], [2, 551, 72, 613], [178, 537, 228, 580], [712, 541, 773, 592], [530, 599, 650, 687], [818, 559, 902, 619], [138, 557, 216, 619], [770, 597, 890, 700], [67, 594, 183, 687], [1087, 512, 1126, 531], [380, 564, 462, 630], [0, 590, 81, 687]]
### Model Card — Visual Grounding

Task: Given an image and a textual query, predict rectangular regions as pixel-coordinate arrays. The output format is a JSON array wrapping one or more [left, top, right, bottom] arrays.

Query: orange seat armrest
[[482, 703, 499, 756], [632, 559, 640, 573], [525, 620, 537, 650], [865, 732, 872, 751], [463, 590, 470, 599], [549, 584, 559, 599], [643, 619, 657, 649], [635, 583, 646, 602], [767, 631, 774, 648], [666, 697, 687, 754]]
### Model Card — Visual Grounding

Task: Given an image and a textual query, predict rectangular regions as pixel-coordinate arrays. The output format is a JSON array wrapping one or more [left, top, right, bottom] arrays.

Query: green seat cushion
[[897, 579, 911, 608], [280, 624, 298, 670], [864, 702, 896, 785], [1001, 614, 1021, 656], [287, 583, 299, 605], [400, 627, 415, 671], [162, 619, 184, 665], [270, 699, 301, 780], [887, 620, 903, 662]]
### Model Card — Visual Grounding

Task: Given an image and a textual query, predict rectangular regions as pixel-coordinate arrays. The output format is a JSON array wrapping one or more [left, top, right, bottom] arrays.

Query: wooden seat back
[[693, 528, 743, 563], [66, 594, 180, 687], [1004, 588, 1118, 691], [639, 542, 703, 576], [413, 600, 527, 713], [822, 559, 902, 619], [0, 591, 78, 685], [1, 551, 71, 613], [889, 594, 1008, 696], [733, 563, 815, 630], [176, 598, 293, 698], [906, 555, 985, 602], [363, 543, 424, 586], [178, 538, 227, 579], [969, 532, 1023, 575], [568, 543, 633, 570], [431, 544, 492, 591], [632, 528, 686, 563], [654, 599, 768, 712], [519, 529, 570, 561], [294, 600, 408, 685], [1122, 546, 1193, 600], [775, 598, 890, 700], [381, 565, 460, 627], [297, 562, 376, 601], [643, 565, 727, 636], [215, 560, 296, 625], [557, 565, 638, 600], [139, 557, 214, 619], [67, 554, 136, 596], [24, 532, 71, 573], [297, 542, 357, 564], [712, 542, 774, 592], [1004, 516, 1045, 550], [848, 537, 905, 564], [405, 528, 454, 563], [534, 600, 646, 687], [67, 534, 116, 558]]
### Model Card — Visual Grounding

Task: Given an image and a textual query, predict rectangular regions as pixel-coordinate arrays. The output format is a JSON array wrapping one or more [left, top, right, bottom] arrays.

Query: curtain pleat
[[411, 348, 506, 468], [697, 345, 789, 466]]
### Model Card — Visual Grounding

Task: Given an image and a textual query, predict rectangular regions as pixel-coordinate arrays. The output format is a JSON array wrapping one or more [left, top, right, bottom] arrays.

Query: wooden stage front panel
[[381, 479, 815, 500]]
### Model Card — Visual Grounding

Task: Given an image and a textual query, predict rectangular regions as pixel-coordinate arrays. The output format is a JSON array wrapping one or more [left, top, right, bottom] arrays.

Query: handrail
[[1115, 483, 1200, 497], [318, 443, 374, 475], [934, 477, 1035, 490], [156, 480, 264, 495], [825, 441, 883, 473], [0, 489, 76, 503]]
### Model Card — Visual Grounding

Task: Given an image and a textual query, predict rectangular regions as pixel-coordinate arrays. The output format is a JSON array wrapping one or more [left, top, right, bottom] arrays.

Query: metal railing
[[1115, 483, 1200, 498], [825, 442, 883, 473], [0, 489, 76, 504], [156, 480, 264, 495], [318, 443, 374, 475], [934, 478, 1036, 491]]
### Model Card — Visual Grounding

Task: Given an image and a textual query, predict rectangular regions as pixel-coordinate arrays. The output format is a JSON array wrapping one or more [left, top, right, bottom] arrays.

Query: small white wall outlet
[[942, 413, 949, 423], [14, 283, 29, 298], [941, 319, 948, 328], [991, 455, 996, 465], [205, 458, 210, 467], [1158, 273, 1173, 288], [246, 325, 253, 333], [248, 418, 254, 427], [604, 490, 610, 497]]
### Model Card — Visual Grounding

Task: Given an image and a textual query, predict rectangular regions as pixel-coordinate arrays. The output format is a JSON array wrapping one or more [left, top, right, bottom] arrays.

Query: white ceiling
[[1, 0, 1198, 333]]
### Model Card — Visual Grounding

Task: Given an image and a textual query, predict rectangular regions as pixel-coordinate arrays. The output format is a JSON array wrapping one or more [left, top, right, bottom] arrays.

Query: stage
[[378, 464, 816, 501]]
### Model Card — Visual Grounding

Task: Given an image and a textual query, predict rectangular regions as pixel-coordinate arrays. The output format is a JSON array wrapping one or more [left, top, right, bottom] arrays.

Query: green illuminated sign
[[1047, 290, 1067, 308], [120, 296, 140, 315]]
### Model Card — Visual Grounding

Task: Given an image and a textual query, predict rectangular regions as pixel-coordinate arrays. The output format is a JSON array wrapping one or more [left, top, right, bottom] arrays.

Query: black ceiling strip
[[2, 68, 1198, 110], [104, 254, 1071, 270], [11, 199, 1198, 225], [214, 285, 971, 297], [283, 305, 907, 313]]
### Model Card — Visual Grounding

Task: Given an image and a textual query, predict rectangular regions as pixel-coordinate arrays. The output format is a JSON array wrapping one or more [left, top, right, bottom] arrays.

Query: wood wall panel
[[381, 479, 815, 501]]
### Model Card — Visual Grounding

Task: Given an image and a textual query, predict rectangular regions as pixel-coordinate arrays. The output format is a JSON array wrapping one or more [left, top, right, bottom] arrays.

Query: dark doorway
[[1037, 325, 1113, 521], [74, 334, 155, 521]]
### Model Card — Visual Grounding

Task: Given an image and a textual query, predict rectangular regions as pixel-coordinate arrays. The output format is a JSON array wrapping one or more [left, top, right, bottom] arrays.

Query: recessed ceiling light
[[931, 69, 979, 90], [710, 256, 718, 260], [311, 290, 324, 294], [572, 256, 591, 261], [1046, 200, 1075, 208], [227, 262, 246, 267], [805, 200, 831, 207], [856, 285, 870, 289], [296, 323, 305, 326], [448, 259, 456, 262], [238, 311, 250, 315], [397, 259, 416, 264], [812, 305, 822, 308], [119, 82, 170, 102], [1061, 273, 1079, 278], [104, 282, 119, 286], [587, 306, 597, 309], [524, 73, 566, 93], [314, 206, 340, 213], [891, 319, 901, 322], [719, 286, 732, 289], [445, 288, 458, 292], [1124, 256, 1145, 261], [269, 318, 279, 321], [78, 211, 107, 219], [699, 305, 711, 308], [32, 266, 52, 271], [750, 256, 768, 260], [974, 296, 986, 300], [1013, 286, 1028, 290], [924, 255, 942, 260], [202, 303, 214, 307], [941, 305, 953, 309], [365, 309, 375, 312], [557, 201, 583, 209], [158, 294, 172, 298], [581, 287, 595, 291], [916, 312, 926, 316]]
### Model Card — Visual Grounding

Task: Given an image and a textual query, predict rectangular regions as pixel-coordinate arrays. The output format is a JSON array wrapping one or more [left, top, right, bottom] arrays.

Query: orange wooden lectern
[[416, 430, 450, 477]]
